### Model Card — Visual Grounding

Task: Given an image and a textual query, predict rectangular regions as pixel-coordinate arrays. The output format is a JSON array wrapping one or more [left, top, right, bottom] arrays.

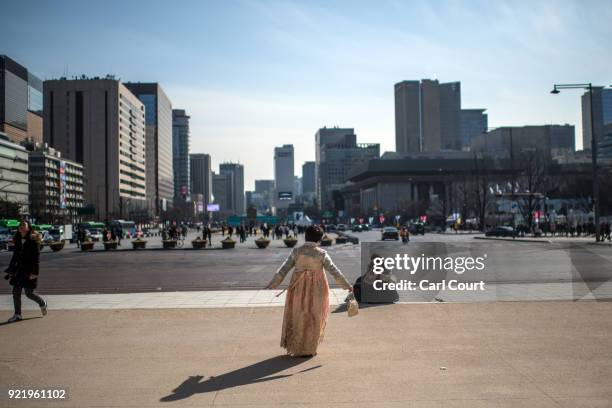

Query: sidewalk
[[1, 302, 611, 407], [1, 280, 612, 311]]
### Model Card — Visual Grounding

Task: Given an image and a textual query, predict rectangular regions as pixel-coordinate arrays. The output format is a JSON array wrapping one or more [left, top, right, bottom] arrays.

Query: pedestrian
[[206, 225, 212, 246], [266, 225, 353, 357], [5, 221, 47, 323]]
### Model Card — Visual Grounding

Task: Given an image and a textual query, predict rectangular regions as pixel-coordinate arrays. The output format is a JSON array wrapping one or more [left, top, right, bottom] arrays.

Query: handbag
[[346, 292, 359, 317]]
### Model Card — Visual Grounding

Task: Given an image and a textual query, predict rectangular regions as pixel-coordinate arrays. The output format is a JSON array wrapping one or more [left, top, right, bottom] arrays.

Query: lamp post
[[551, 83, 601, 241]]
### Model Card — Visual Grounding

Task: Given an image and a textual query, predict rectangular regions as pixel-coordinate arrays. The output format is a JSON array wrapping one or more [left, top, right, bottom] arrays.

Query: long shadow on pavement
[[160, 355, 320, 402]]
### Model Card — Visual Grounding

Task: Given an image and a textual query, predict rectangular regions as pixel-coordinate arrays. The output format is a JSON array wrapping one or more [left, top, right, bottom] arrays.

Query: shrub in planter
[[104, 240, 118, 250], [81, 240, 94, 251], [283, 237, 298, 248], [221, 237, 236, 249], [132, 238, 147, 250], [192, 238, 207, 249], [255, 237, 270, 249], [320, 235, 333, 246], [162, 240, 177, 249], [49, 240, 65, 252], [335, 236, 348, 244]]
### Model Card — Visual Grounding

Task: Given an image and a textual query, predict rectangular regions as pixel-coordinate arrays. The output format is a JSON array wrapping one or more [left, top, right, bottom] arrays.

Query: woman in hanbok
[[266, 225, 352, 357]]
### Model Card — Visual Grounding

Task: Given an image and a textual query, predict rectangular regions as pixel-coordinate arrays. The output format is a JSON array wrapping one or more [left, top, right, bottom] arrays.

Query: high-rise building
[[395, 79, 461, 153], [212, 172, 229, 214], [172, 109, 190, 202], [302, 161, 316, 194], [190, 153, 212, 207], [124, 83, 173, 215], [0, 132, 29, 215], [274, 144, 294, 211], [460, 109, 488, 151], [315, 127, 380, 210], [254, 179, 274, 212], [582, 88, 612, 161], [0, 55, 43, 145], [471, 125, 575, 161], [43, 77, 147, 220], [29, 144, 84, 224], [219, 162, 245, 215]]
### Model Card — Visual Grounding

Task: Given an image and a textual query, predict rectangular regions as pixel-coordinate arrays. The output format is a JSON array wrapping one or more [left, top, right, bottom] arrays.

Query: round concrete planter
[[81, 241, 94, 251], [104, 240, 118, 250], [283, 238, 298, 248], [192, 239, 207, 249], [255, 238, 270, 249], [320, 237, 332, 246], [49, 240, 65, 252], [162, 240, 177, 249], [132, 239, 147, 250], [221, 238, 236, 249]]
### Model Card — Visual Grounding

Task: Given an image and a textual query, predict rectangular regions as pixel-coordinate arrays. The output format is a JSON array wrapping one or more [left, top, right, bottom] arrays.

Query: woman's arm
[[323, 252, 352, 290], [265, 248, 297, 289]]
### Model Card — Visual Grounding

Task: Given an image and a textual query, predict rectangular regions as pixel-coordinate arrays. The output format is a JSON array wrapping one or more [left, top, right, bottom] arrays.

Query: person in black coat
[[6, 220, 47, 323]]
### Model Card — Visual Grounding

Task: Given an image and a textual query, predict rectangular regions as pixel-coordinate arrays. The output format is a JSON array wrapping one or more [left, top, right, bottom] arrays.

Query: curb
[[474, 236, 551, 243]]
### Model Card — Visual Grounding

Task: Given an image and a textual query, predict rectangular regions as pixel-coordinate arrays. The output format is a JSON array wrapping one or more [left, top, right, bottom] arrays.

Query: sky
[[3, 0, 612, 190]]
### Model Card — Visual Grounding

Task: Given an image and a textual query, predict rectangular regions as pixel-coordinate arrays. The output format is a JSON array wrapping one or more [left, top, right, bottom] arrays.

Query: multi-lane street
[[0, 230, 610, 295]]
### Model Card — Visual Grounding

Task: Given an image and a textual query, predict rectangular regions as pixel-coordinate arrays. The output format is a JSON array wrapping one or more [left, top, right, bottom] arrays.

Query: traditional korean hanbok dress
[[268, 242, 352, 356]]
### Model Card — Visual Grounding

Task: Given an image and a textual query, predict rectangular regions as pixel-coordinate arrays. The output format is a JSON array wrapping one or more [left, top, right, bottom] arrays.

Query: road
[[0, 230, 610, 295]]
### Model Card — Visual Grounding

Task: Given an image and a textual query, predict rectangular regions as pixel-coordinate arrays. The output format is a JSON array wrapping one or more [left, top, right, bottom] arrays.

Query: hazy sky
[[4, 0, 612, 190]]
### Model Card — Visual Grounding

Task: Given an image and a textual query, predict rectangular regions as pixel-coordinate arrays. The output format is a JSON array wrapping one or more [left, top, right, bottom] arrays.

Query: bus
[[109, 220, 136, 237]]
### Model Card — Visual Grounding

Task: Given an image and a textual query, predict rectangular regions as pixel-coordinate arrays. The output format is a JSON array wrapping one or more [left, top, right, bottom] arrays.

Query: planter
[[320, 237, 332, 246], [162, 240, 177, 249], [104, 240, 118, 250], [283, 238, 298, 248], [132, 239, 147, 250], [255, 238, 270, 249], [192, 239, 207, 249], [221, 238, 236, 249], [335, 237, 348, 244], [49, 240, 65, 252], [81, 241, 94, 251]]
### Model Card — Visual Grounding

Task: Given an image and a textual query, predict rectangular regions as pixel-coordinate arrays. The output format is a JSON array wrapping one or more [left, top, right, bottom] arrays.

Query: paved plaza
[[1, 302, 611, 407]]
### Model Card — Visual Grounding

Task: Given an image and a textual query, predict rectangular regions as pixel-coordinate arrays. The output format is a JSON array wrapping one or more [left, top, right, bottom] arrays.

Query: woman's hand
[[347, 286, 353, 292], [266, 274, 282, 289], [28, 274, 37, 280]]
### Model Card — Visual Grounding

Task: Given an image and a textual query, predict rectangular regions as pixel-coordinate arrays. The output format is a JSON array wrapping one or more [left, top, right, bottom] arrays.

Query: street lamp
[[551, 83, 603, 242]]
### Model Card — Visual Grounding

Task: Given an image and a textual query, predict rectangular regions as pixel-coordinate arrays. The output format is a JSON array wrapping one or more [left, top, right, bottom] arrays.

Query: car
[[0, 228, 12, 250], [361, 224, 371, 231], [351, 225, 363, 232], [337, 224, 347, 231], [381, 227, 399, 240], [88, 228, 104, 241], [408, 223, 425, 235], [47, 228, 62, 241], [485, 226, 516, 237], [325, 224, 337, 232]]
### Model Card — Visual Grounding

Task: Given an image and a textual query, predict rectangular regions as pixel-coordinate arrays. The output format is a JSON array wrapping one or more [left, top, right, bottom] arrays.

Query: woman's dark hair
[[18, 220, 33, 239], [305, 225, 324, 242]]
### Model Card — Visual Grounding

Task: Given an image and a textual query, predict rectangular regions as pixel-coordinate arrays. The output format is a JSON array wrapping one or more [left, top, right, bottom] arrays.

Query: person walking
[[265, 225, 353, 357], [6, 221, 47, 323], [206, 225, 212, 247]]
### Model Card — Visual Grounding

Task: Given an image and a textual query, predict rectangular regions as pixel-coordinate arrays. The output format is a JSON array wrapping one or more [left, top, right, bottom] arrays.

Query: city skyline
[[3, 0, 612, 189]]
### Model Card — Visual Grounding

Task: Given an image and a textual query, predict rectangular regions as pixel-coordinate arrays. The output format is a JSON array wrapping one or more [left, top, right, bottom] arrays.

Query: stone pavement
[[2, 279, 611, 311], [1, 302, 611, 407]]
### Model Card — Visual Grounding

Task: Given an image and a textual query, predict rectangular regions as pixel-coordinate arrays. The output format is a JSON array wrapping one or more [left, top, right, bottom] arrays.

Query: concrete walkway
[[1, 302, 611, 407], [2, 280, 612, 311]]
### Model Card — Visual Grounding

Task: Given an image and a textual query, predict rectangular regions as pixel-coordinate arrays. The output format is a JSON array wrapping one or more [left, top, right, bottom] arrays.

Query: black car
[[485, 226, 516, 237], [351, 225, 363, 232], [381, 227, 399, 240], [408, 223, 425, 235]]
